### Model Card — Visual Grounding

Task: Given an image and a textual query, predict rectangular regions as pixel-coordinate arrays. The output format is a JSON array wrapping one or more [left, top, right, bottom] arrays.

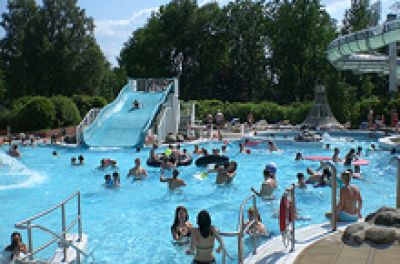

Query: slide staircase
[[82, 81, 173, 147]]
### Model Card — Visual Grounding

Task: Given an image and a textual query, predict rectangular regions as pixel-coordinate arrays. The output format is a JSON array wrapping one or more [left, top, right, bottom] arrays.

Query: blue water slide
[[83, 83, 172, 147]]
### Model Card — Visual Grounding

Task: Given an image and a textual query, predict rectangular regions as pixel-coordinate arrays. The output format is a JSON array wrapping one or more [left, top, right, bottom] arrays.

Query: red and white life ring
[[279, 195, 293, 232]]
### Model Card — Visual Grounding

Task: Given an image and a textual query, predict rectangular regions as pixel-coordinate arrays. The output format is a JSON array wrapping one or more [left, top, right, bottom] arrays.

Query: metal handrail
[[319, 161, 337, 231], [219, 193, 259, 264], [281, 184, 296, 252], [15, 192, 84, 263]]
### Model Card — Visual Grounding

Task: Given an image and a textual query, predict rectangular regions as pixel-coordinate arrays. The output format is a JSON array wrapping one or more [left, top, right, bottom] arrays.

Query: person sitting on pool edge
[[127, 158, 148, 180], [186, 210, 224, 263], [251, 162, 277, 199], [171, 206, 193, 245], [326, 171, 362, 222], [243, 207, 267, 236], [4, 231, 28, 261], [160, 169, 186, 191]]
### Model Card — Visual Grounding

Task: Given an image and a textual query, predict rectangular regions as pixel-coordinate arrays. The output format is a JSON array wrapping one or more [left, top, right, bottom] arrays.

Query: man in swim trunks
[[332, 147, 341, 162], [336, 171, 362, 222], [127, 158, 148, 180], [160, 169, 186, 190], [344, 148, 357, 166], [251, 163, 277, 199], [267, 141, 279, 152]]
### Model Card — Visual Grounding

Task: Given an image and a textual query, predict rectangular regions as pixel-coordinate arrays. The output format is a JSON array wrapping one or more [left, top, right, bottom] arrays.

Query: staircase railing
[[14, 191, 86, 263], [219, 193, 259, 264], [76, 108, 101, 144]]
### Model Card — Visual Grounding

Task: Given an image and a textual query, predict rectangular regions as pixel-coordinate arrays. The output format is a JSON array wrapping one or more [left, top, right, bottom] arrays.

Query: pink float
[[303, 156, 331, 161], [352, 159, 369, 166], [244, 141, 262, 146]]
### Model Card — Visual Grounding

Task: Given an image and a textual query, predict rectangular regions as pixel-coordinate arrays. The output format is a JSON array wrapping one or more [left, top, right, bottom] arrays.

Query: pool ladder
[[14, 191, 88, 263]]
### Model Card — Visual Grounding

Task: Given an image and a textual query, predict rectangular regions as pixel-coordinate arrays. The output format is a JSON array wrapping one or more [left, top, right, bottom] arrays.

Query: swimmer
[[267, 141, 279, 152], [295, 152, 303, 161], [324, 144, 330, 150], [313, 175, 328, 188], [104, 174, 113, 186], [332, 147, 341, 162], [239, 143, 245, 153], [71, 157, 78, 166], [221, 145, 227, 153], [78, 155, 84, 165], [344, 148, 357, 166], [193, 145, 202, 155], [149, 144, 160, 162], [296, 173, 307, 189], [8, 145, 21, 158], [208, 161, 237, 184], [52, 151, 58, 156], [112, 172, 120, 187], [171, 206, 193, 245], [136, 146, 141, 153], [127, 158, 148, 180], [160, 169, 187, 190], [391, 148, 397, 155], [251, 163, 277, 199], [243, 207, 267, 236], [356, 146, 363, 157], [353, 165, 362, 179]]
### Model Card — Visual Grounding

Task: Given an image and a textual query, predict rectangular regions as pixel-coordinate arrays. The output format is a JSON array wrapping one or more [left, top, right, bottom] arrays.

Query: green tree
[[51, 96, 81, 127], [341, 4, 371, 34], [14, 96, 55, 131]]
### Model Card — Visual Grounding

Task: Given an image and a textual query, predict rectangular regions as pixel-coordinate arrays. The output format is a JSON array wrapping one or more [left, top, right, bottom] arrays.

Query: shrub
[[51, 96, 81, 127], [72, 95, 107, 117], [11, 96, 35, 111], [14, 97, 56, 131]]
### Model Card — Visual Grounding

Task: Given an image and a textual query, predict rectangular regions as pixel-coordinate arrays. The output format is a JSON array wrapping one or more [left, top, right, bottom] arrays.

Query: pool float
[[146, 156, 193, 167], [177, 155, 193, 166], [244, 140, 262, 147], [195, 155, 229, 167], [303, 156, 331, 161], [146, 158, 162, 167], [352, 159, 369, 166]]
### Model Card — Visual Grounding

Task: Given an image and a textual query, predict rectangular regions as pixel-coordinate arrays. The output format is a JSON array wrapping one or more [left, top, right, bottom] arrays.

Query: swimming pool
[[0, 132, 397, 263]]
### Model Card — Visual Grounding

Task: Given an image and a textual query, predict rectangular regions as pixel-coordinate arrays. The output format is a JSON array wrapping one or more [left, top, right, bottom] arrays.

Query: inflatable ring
[[146, 158, 162, 167], [279, 195, 294, 249], [195, 155, 229, 167]]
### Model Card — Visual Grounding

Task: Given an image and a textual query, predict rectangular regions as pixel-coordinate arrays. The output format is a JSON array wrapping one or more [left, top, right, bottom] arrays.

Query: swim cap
[[265, 162, 277, 173]]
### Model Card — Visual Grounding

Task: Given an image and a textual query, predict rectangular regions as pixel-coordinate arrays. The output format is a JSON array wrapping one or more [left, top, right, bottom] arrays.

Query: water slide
[[82, 83, 172, 147], [327, 19, 400, 76]]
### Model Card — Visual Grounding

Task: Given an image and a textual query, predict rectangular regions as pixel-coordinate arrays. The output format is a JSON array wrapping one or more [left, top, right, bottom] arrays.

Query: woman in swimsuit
[[171, 206, 192, 245], [186, 210, 224, 264]]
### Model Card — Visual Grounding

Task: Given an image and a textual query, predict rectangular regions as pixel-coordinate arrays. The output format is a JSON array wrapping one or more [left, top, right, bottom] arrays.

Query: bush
[[72, 95, 107, 117], [51, 96, 81, 127], [13, 96, 56, 131], [11, 96, 35, 111]]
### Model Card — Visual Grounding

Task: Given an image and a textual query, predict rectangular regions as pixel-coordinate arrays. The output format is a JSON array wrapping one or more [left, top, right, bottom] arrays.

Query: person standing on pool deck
[[160, 169, 186, 190], [215, 110, 224, 130], [336, 171, 362, 222], [186, 210, 224, 263]]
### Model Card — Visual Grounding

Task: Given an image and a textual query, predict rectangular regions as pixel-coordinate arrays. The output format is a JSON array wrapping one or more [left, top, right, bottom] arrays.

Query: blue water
[[0, 133, 397, 263]]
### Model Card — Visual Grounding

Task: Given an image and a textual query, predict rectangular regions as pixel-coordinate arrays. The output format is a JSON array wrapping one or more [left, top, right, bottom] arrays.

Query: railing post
[[290, 185, 295, 252], [397, 158, 400, 208], [27, 221, 33, 260], [78, 192, 82, 242], [238, 208, 244, 264], [252, 195, 258, 255], [62, 204, 67, 262], [331, 165, 337, 231], [222, 250, 226, 264]]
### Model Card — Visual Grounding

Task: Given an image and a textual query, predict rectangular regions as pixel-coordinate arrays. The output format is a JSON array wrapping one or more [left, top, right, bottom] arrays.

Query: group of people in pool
[[171, 206, 267, 263]]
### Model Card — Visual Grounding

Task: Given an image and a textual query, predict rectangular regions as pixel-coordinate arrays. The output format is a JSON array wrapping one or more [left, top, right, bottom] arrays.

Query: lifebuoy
[[279, 195, 293, 232]]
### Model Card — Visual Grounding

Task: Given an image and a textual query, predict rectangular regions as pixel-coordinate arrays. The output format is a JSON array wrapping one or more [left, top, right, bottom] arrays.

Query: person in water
[[71, 157, 78, 166], [296, 173, 307, 189], [295, 152, 303, 161], [208, 161, 237, 184], [243, 207, 267, 236], [267, 141, 279, 152], [4, 232, 28, 261], [344, 148, 357, 166], [112, 172, 120, 187], [171, 206, 193, 245], [332, 147, 341, 162], [305, 167, 322, 184], [336, 171, 362, 222], [193, 145, 202, 155], [104, 174, 113, 186], [149, 144, 160, 162], [132, 100, 140, 109], [186, 210, 224, 264], [251, 163, 277, 199], [8, 145, 21, 158], [78, 155, 84, 165], [127, 158, 148, 180], [160, 169, 186, 190]]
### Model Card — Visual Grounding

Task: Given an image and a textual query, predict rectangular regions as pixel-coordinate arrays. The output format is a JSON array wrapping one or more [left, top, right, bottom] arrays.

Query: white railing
[[14, 192, 86, 263], [319, 161, 338, 231], [82, 82, 132, 143], [76, 108, 101, 144], [157, 106, 172, 144]]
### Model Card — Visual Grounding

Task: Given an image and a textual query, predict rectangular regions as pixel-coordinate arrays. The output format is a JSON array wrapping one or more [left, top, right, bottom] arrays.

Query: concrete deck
[[294, 231, 400, 264]]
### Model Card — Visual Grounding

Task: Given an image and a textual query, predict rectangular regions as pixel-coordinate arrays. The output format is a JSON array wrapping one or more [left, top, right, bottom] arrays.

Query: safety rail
[[15, 191, 85, 263], [281, 184, 296, 252], [219, 193, 259, 264], [76, 108, 101, 144], [320, 161, 338, 231], [156, 106, 172, 144]]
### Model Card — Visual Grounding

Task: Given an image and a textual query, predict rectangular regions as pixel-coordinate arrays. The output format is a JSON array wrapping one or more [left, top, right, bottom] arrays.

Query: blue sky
[[0, 0, 396, 66]]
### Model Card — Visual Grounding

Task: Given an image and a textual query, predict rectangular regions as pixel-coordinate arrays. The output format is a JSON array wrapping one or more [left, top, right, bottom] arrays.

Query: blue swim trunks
[[338, 211, 358, 222]]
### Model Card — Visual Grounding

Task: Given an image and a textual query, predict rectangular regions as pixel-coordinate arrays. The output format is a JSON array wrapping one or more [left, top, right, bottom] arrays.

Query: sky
[[0, 0, 396, 66]]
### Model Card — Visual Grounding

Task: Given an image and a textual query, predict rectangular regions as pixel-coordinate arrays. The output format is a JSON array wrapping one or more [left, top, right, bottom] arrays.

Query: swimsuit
[[338, 211, 358, 222]]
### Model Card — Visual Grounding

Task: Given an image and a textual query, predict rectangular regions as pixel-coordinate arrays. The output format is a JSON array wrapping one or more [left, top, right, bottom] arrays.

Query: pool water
[[0, 133, 396, 263]]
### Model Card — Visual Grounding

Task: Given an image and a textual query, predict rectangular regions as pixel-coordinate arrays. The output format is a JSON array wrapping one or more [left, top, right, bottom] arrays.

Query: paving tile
[[296, 254, 337, 264]]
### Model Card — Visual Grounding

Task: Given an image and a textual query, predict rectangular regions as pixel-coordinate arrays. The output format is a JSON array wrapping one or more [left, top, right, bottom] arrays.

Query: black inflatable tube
[[146, 157, 193, 167], [195, 155, 229, 167]]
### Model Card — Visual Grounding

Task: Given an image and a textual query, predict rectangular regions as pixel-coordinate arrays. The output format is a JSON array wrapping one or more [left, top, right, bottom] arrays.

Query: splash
[[0, 151, 46, 190]]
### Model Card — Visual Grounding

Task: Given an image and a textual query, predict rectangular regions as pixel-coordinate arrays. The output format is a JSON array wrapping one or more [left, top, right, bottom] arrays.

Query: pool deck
[[294, 231, 400, 264], [244, 222, 400, 264]]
